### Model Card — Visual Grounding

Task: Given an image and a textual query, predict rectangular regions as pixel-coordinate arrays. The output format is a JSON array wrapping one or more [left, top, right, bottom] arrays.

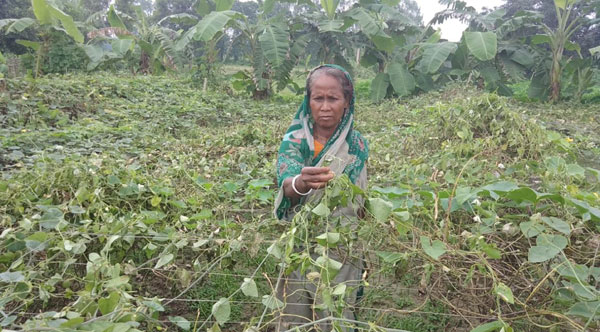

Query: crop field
[[1, 74, 600, 332]]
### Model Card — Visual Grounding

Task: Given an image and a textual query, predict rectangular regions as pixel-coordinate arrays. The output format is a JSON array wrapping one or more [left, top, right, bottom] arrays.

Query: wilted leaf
[[420, 236, 447, 260], [212, 298, 231, 325], [241, 278, 258, 297]]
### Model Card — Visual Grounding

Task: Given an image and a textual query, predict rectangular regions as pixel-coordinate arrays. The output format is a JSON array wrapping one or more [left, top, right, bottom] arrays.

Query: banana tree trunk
[[550, 46, 563, 103]]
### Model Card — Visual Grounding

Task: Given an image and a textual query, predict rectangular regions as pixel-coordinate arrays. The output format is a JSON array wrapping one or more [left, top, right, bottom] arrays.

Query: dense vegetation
[[1, 0, 599, 102], [1, 72, 599, 331]]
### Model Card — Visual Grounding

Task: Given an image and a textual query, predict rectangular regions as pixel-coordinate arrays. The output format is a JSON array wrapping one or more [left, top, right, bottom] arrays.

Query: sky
[[415, 0, 507, 41]]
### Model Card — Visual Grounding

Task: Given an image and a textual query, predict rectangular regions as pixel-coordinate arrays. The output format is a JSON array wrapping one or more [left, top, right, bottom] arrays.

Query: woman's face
[[309, 74, 349, 133]]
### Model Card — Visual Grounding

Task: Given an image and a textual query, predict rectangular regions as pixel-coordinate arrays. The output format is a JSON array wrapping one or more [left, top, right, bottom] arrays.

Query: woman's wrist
[[292, 174, 312, 196]]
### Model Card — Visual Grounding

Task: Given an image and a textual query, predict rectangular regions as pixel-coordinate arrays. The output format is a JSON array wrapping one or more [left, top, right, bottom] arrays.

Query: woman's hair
[[306, 66, 353, 103]]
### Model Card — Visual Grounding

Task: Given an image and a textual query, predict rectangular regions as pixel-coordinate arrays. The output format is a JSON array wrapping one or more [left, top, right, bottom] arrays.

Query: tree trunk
[[550, 48, 562, 103]]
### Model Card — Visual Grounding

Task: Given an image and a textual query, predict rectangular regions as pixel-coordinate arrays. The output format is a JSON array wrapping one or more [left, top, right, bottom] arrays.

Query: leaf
[[567, 301, 600, 320], [259, 24, 290, 69], [506, 187, 537, 203], [332, 283, 346, 296], [262, 294, 284, 310], [68, 205, 86, 214], [346, 8, 388, 38], [212, 298, 231, 325], [541, 217, 570, 235], [388, 62, 415, 97], [168, 316, 191, 331], [7, 18, 36, 33], [105, 276, 129, 289], [267, 243, 282, 259], [155, 253, 174, 269], [143, 300, 165, 312], [177, 11, 237, 51], [372, 186, 409, 198], [16, 39, 40, 51], [367, 198, 393, 222], [60, 317, 84, 328], [318, 19, 345, 32], [320, 0, 340, 19], [0, 271, 25, 283], [312, 202, 330, 217], [528, 234, 568, 263], [417, 42, 457, 74], [215, 0, 234, 11], [519, 221, 546, 238], [25, 232, 48, 251], [316, 256, 343, 280], [32, 0, 52, 25], [376, 251, 405, 265], [420, 236, 447, 260], [316, 232, 341, 247], [107, 5, 127, 29], [566, 163, 585, 178], [370, 73, 390, 102], [98, 291, 120, 315], [371, 35, 395, 53], [494, 282, 514, 304], [464, 31, 497, 61], [111, 39, 133, 57], [531, 34, 551, 45], [241, 278, 258, 297], [470, 320, 506, 332], [47, 5, 84, 43], [40, 208, 65, 229]]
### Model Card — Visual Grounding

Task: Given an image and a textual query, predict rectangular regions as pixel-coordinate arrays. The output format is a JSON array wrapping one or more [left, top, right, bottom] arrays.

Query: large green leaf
[[370, 72, 389, 102], [388, 62, 415, 97], [16, 39, 40, 51], [32, 0, 52, 25], [320, 0, 340, 19], [259, 24, 289, 69], [464, 31, 497, 61], [346, 8, 389, 38], [6, 18, 36, 33], [111, 39, 134, 57], [193, 11, 238, 42], [215, 0, 234, 11], [528, 71, 550, 100], [417, 42, 457, 74], [47, 5, 84, 43], [318, 19, 344, 32], [107, 5, 127, 29]]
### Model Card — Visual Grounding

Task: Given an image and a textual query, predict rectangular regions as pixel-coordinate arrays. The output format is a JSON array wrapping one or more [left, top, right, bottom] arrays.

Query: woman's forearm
[[282, 175, 311, 203]]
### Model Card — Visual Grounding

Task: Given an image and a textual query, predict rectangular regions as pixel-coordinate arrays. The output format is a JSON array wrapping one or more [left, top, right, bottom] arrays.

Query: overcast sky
[[416, 0, 507, 41]]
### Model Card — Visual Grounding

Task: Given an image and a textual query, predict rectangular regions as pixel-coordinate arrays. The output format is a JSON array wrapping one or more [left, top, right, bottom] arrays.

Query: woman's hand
[[283, 167, 335, 201], [298, 167, 335, 190]]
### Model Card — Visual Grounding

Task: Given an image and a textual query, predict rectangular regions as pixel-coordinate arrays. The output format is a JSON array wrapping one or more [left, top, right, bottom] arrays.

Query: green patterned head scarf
[[275, 64, 369, 219]]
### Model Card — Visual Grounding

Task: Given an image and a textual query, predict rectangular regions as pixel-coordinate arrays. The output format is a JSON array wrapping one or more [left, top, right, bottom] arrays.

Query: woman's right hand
[[298, 167, 335, 190], [283, 167, 335, 200]]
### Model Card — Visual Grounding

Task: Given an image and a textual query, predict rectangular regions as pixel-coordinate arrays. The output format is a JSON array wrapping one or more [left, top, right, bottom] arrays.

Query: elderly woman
[[273, 64, 368, 331]]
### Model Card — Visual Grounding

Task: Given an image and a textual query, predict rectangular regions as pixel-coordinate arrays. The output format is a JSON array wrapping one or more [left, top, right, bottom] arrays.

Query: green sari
[[274, 64, 369, 220]]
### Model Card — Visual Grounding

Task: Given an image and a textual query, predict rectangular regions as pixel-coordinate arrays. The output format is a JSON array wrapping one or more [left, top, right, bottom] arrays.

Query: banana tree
[[433, 2, 541, 96], [84, 5, 180, 73], [228, 2, 309, 99], [528, 0, 596, 103], [0, 0, 84, 77], [353, 2, 459, 102], [172, 4, 242, 86]]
